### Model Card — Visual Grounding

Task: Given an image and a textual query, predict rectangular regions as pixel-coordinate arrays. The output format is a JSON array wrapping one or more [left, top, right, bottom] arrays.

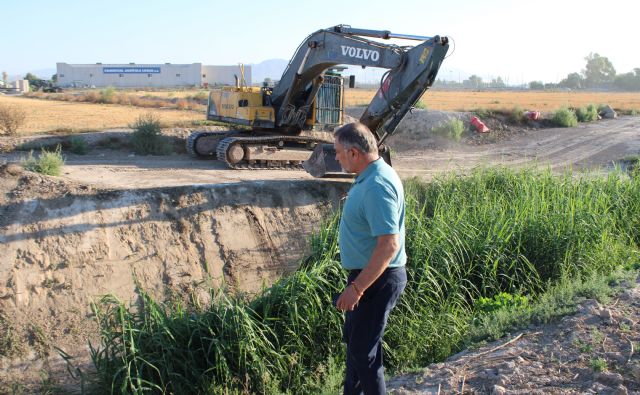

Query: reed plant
[[91, 167, 640, 394]]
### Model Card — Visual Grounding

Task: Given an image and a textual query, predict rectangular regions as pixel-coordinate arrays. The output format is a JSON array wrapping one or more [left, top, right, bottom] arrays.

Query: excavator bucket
[[303, 143, 342, 177], [303, 143, 392, 177]]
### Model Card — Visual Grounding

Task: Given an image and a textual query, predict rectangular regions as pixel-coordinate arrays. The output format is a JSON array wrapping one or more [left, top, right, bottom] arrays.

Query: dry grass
[[0, 95, 202, 135], [344, 89, 640, 112]]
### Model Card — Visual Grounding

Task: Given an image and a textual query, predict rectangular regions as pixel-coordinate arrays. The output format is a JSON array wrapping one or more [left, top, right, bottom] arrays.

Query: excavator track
[[186, 131, 237, 157], [216, 135, 332, 170]]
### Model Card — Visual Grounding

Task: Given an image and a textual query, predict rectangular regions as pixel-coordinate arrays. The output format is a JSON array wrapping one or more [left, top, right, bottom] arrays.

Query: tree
[[614, 68, 640, 91], [529, 81, 544, 90], [583, 53, 616, 88], [491, 76, 506, 88], [465, 74, 483, 89], [559, 72, 584, 90], [1, 71, 7, 84], [51, 74, 58, 83], [24, 72, 38, 83]]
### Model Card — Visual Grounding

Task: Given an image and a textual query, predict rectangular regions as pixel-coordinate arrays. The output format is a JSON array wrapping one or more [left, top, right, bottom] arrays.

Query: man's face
[[334, 138, 357, 173]]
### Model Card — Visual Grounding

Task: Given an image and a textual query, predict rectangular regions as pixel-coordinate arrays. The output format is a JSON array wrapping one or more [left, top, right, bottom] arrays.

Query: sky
[[2, 0, 637, 85]]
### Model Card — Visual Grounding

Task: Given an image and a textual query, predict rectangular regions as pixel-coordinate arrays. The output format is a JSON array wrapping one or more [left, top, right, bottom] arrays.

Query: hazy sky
[[2, 0, 637, 84]]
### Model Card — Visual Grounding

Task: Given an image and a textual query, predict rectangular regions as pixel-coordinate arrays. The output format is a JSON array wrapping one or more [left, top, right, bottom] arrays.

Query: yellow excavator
[[186, 25, 449, 177]]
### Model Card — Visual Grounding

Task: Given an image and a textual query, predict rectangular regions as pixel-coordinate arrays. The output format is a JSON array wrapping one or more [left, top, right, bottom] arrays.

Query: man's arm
[[336, 234, 400, 311]]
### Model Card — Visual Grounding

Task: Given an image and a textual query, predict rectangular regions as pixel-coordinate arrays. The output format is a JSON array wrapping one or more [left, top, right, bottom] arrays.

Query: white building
[[56, 63, 252, 88]]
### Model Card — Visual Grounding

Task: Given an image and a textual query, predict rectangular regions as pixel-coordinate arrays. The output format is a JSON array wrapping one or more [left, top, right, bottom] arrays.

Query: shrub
[[21, 145, 64, 176], [552, 107, 578, 127], [175, 99, 190, 110], [413, 101, 427, 110], [189, 91, 209, 101], [510, 106, 526, 124], [0, 104, 27, 135], [69, 136, 88, 155], [100, 87, 116, 104], [130, 114, 172, 155], [474, 292, 529, 315], [431, 118, 465, 142], [576, 104, 599, 122], [473, 108, 493, 118]]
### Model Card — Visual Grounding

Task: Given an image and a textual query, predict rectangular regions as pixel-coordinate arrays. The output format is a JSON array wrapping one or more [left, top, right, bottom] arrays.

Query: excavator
[[186, 25, 449, 177]]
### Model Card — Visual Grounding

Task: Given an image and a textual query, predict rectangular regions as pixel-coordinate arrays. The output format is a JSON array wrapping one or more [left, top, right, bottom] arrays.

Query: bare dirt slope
[[0, 166, 350, 390]]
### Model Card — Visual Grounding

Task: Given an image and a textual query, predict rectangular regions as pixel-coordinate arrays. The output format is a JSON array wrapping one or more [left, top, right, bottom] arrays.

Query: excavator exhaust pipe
[[302, 143, 392, 178]]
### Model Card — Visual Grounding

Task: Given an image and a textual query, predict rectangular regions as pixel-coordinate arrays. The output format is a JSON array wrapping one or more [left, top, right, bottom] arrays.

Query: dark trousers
[[343, 266, 407, 395]]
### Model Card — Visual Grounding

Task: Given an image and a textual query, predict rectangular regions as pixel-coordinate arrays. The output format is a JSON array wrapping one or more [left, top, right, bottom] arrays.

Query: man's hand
[[336, 285, 361, 311]]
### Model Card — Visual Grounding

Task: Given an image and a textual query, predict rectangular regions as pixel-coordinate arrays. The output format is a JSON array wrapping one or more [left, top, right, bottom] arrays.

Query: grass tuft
[[68, 136, 88, 155], [430, 119, 465, 141], [21, 145, 64, 176], [130, 113, 173, 155], [576, 104, 599, 122]]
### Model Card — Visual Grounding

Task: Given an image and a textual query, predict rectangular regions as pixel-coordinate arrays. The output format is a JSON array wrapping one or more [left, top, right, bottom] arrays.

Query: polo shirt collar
[[354, 158, 382, 184]]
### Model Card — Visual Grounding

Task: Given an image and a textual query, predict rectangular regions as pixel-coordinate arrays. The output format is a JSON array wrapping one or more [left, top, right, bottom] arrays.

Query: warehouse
[[56, 63, 252, 88]]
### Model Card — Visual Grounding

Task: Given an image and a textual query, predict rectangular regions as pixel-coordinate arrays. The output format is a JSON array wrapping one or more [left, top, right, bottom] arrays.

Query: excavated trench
[[0, 166, 350, 387]]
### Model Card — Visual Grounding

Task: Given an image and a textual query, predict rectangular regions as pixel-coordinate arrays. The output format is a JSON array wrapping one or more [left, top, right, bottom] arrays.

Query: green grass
[[430, 119, 465, 142], [553, 107, 578, 127], [90, 167, 640, 394], [589, 357, 607, 372], [21, 145, 64, 176]]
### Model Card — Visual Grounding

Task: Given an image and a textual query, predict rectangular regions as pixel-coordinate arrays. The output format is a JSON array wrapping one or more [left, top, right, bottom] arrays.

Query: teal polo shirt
[[338, 158, 406, 270]]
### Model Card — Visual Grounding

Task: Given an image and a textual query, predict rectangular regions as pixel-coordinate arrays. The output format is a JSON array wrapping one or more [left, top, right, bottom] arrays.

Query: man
[[334, 122, 407, 395]]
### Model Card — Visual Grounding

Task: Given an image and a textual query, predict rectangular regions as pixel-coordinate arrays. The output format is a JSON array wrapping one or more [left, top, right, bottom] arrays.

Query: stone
[[612, 384, 628, 395], [579, 299, 601, 315], [599, 105, 617, 119], [496, 374, 509, 386], [595, 371, 624, 387], [492, 385, 506, 395], [600, 308, 613, 320], [629, 363, 640, 381], [605, 352, 627, 365]]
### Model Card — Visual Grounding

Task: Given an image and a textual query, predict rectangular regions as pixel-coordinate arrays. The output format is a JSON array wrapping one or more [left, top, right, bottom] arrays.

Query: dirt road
[[393, 116, 640, 178], [22, 116, 636, 189]]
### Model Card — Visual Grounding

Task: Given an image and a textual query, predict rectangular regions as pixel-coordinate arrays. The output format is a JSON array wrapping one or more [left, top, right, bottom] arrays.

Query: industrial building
[[56, 63, 252, 88]]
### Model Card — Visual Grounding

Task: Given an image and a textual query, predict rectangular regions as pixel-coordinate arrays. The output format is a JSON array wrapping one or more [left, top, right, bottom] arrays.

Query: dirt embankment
[[0, 165, 350, 388], [388, 276, 640, 394]]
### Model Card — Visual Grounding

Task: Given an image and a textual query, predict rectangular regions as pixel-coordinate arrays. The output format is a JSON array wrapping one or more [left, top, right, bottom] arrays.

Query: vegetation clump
[[21, 145, 64, 176], [130, 114, 173, 155], [576, 104, 599, 122], [0, 103, 27, 135], [431, 118, 465, 141], [68, 136, 88, 155], [510, 106, 527, 124], [91, 168, 640, 394], [552, 107, 578, 127]]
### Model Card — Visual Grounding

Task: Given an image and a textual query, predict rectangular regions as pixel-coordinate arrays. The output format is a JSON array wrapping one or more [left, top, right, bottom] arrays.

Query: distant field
[[0, 95, 203, 135], [4, 89, 639, 136], [345, 89, 640, 112]]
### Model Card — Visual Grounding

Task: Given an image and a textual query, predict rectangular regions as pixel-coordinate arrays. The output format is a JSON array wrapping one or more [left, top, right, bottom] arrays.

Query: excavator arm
[[291, 25, 449, 176], [272, 26, 448, 134]]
